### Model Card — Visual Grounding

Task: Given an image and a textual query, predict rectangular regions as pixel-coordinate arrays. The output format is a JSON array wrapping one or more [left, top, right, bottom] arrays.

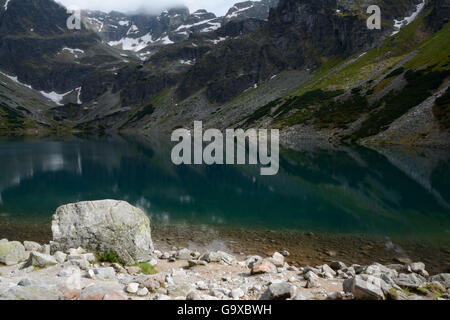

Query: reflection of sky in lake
[[0, 135, 449, 240]]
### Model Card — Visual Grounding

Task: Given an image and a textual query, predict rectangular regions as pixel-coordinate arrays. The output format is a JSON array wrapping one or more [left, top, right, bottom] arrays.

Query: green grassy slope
[[240, 10, 450, 143]]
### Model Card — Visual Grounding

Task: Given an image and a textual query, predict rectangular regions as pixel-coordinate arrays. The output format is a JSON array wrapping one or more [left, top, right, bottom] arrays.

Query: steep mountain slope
[[83, 0, 279, 54], [235, 0, 450, 147], [0, 0, 281, 134], [0, 0, 448, 148]]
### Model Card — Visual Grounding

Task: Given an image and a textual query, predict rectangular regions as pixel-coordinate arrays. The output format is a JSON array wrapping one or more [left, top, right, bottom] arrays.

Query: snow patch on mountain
[[392, 0, 426, 35], [3, 0, 11, 11], [108, 33, 154, 52]]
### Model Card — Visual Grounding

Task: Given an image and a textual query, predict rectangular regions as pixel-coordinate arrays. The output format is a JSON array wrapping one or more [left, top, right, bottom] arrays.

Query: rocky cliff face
[[176, 0, 416, 103], [0, 0, 447, 148]]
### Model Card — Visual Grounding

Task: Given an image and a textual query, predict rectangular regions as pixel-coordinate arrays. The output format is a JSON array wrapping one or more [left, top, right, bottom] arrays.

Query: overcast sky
[[57, 0, 242, 16]]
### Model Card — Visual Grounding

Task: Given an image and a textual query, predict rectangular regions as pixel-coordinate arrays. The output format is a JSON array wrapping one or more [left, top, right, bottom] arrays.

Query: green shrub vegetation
[[99, 251, 121, 264], [353, 68, 450, 140], [121, 103, 155, 127], [385, 67, 404, 79], [135, 262, 158, 275]]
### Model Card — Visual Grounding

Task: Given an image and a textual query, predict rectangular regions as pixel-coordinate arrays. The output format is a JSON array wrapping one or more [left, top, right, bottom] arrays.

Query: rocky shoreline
[[0, 239, 449, 301], [0, 200, 449, 301]]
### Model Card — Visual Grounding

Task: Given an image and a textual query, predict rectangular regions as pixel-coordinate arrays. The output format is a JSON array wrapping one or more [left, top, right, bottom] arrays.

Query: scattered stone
[[58, 268, 82, 300], [281, 250, 290, 257], [58, 266, 80, 278], [260, 282, 294, 300], [83, 253, 96, 263], [394, 273, 424, 289], [167, 284, 196, 298], [330, 261, 347, 271], [140, 278, 161, 291], [344, 275, 385, 300], [365, 263, 398, 278], [93, 267, 116, 280], [153, 294, 171, 300], [175, 248, 193, 260], [67, 248, 85, 255], [387, 289, 408, 300], [18, 278, 32, 287], [39, 244, 51, 255], [326, 292, 344, 300], [112, 263, 127, 274], [231, 288, 245, 299], [410, 262, 426, 273], [287, 265, 298, 271], [126, 266, 141, 275], [54, 251, 67, 264], [326, 250, 336, 257], [51, 200, 154, 266], [86, 269, 96, 279], [201, 251, 236, 265], [303, 266, 320, 274], [137, 287, 149, 296], [0, 285, 62, 300], [251, 260, 277, 275], [23, 251, 58, 268], [305, 279, 319, 288], [385, 264, 409, 273], [0, 241, 25, 266], [270, 252, 285, 267], [23, 241, 42, 252], [428, 273, 450, 289], [103, 291, 127, 300], [161, 252, 171, 259], [188, 260, 208, 268], [63, 256, 90, 270], [154, 250, 162, 258], [245, 255, 263, 268], [304, 271, 319, 281], [321, 264, 337, 276], [126, 283, 139, 294], [293, 291, 315, 300], [394, 257, 412, 265], [165, 275, 175, 286], [186, 290, 203, 300]]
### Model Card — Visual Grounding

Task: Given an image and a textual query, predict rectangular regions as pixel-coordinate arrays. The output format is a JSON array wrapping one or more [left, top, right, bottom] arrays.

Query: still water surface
[[0, 135, 448, 244]]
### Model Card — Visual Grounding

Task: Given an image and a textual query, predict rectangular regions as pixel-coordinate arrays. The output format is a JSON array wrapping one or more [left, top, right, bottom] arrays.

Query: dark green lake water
[[0, 135, 449, 242]]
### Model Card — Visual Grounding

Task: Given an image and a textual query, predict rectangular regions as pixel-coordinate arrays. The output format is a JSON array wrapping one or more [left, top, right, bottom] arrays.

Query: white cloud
[[57, 0, 241, 15]]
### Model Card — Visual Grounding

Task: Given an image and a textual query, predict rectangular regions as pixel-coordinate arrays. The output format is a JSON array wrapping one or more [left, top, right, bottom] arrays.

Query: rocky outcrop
[[51, 200, 154, 265], [176, 0, 419, 103], [0, 240, 25, 266]]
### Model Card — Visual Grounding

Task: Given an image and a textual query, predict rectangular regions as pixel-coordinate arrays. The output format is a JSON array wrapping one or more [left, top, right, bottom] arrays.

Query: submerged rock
[[51, 200, 154, 266]]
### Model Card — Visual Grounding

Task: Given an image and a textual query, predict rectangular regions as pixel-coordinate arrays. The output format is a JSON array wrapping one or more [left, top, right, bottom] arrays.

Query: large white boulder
[[51, 200, 154, 265]]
